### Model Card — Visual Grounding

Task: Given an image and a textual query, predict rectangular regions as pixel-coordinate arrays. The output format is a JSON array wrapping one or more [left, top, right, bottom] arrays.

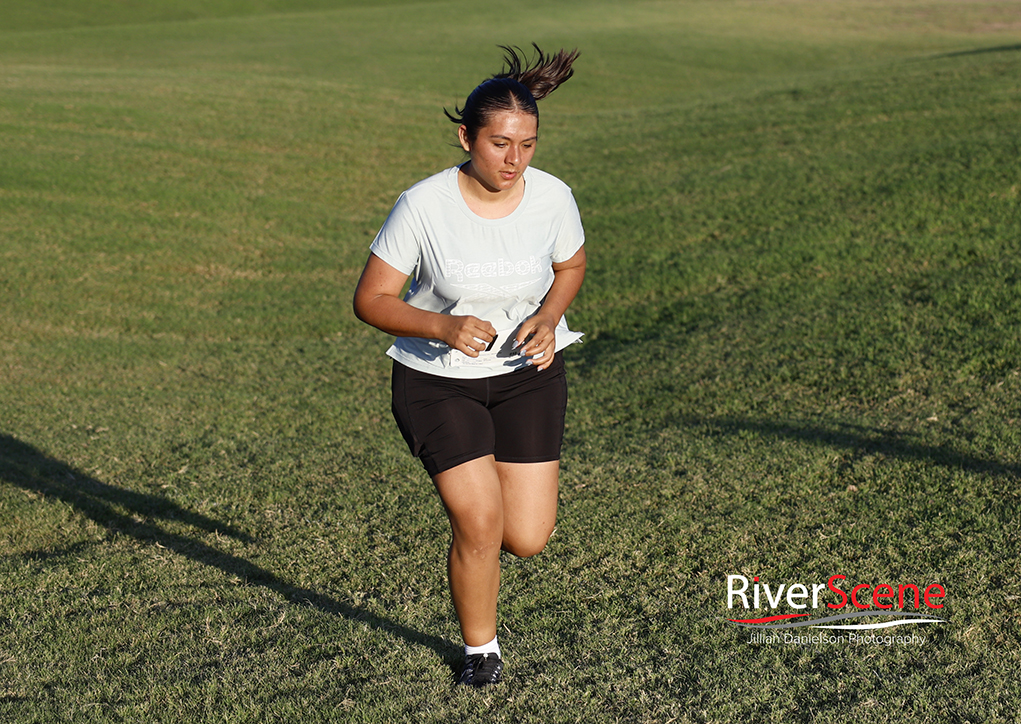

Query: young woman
[[353, 44, 585, 687]]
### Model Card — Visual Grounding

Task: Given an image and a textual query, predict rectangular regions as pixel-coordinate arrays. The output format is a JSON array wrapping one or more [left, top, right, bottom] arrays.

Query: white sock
[[465, 635, 501, 658]]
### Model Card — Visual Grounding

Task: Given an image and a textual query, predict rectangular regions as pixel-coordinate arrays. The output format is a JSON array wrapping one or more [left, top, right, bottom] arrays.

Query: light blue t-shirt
[[369, 165, 585, 378]]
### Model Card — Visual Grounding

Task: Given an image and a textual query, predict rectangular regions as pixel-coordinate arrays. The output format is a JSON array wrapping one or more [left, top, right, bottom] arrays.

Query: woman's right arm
[[352, 253, 497, 358]]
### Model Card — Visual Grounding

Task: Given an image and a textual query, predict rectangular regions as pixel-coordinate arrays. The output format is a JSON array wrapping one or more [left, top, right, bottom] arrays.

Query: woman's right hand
[[354, 254, 496, 355], [440, 315, 497, 357]]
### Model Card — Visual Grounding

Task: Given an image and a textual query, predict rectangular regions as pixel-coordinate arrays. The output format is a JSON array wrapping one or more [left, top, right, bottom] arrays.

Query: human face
[[458, 110, 538, 196]]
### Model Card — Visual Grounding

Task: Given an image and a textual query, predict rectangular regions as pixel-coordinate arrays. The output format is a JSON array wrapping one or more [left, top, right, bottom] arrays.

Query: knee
[[451, 510, 503, 558], [503, 526, 553, 558]]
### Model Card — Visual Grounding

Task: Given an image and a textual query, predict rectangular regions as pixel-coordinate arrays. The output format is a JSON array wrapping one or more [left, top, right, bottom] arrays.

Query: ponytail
[[446, 43, 579, 142], [493, 44, 579, 101]]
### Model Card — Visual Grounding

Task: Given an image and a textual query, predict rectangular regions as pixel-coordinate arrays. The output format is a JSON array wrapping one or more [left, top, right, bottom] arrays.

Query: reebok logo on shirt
[[444, 256, 544, 282]]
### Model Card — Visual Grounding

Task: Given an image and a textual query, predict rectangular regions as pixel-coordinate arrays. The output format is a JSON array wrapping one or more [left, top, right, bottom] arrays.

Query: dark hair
[[446, 44, 579, 143]]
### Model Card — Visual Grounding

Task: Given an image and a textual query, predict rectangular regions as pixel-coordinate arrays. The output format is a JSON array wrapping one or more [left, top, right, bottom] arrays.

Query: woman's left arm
[[515, 246, 587, 371]]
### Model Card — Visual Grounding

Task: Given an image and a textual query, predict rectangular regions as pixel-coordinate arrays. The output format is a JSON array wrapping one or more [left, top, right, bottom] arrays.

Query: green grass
[[2, 1, 1020, 721]]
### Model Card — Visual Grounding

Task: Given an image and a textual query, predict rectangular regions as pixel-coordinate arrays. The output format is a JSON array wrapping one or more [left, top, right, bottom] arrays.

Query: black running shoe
[[457, 652, 503, 687]]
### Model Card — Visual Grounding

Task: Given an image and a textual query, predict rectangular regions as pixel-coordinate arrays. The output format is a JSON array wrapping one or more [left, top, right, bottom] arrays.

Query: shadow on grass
[[686, 418, 1021, 480], [936, 43, 1021, 58], [573, 321, 1020, 481], [0, 433, 457, 661]]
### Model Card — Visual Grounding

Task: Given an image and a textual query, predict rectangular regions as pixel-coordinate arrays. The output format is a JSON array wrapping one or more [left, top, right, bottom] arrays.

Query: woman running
[[353, 44, 585, 687]]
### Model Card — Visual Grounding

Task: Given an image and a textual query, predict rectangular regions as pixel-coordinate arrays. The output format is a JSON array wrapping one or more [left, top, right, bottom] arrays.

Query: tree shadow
[[571, 328, 1020, 482], [675, 417, 1020, 480], [936, 43, 1021, 59], [0, 433, 458, 661]]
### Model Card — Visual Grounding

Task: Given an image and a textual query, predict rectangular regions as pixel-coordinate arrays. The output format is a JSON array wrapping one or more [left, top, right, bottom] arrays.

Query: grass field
[[2, 1, 1020, 721]]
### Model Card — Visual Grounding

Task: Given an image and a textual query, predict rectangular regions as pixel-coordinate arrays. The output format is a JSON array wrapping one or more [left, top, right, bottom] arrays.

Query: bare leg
[[433, 457, 561, 646], [497, 460, 559, 558], [433, 456, 504, 647]]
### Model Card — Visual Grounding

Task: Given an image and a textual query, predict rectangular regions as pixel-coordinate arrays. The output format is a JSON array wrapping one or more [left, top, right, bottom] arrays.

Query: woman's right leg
[[432, 454, 504, 647], [392, 361, 500, 645]]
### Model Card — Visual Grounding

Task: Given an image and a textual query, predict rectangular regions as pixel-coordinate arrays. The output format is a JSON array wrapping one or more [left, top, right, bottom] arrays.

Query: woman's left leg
[[489, 354, 566, 558], [496, 460, 560, 558]]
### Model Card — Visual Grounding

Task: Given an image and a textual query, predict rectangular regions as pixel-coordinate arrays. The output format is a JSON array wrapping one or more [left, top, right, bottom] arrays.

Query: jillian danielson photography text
[[747, 632, 929, 646]]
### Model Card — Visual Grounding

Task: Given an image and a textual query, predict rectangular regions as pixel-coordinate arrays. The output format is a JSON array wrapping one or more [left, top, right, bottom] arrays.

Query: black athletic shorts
[[391, 352, 568, 477]]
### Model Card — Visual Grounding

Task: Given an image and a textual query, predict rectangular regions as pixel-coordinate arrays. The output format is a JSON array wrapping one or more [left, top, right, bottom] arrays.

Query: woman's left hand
[[514, 246, 585, 372], [515, 313, 557, 371]]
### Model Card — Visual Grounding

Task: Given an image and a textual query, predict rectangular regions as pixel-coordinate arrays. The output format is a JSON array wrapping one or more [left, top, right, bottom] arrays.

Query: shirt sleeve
[[552, 191, 585, 264], [369, 192, 420, 276]]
